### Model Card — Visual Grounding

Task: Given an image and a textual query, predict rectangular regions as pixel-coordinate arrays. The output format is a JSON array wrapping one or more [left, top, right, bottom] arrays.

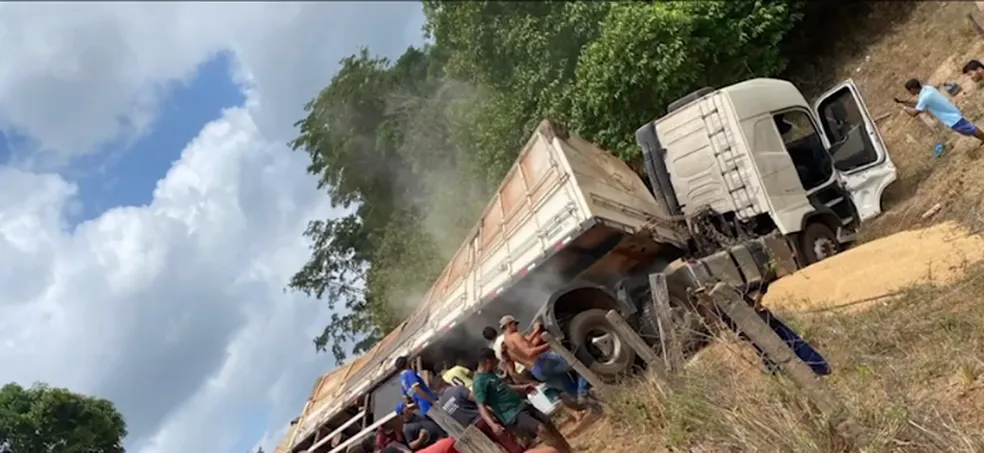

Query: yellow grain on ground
[[762, 221, 984, 313]]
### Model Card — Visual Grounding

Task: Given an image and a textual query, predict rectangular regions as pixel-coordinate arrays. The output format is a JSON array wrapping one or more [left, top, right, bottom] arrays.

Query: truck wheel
[[798, 222, 840, 265], [567, 308, 636, 380]]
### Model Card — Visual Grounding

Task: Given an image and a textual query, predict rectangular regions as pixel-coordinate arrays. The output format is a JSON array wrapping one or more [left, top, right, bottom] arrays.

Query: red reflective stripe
[[553, 236, 572, 251], [486, 287, 502, 299]]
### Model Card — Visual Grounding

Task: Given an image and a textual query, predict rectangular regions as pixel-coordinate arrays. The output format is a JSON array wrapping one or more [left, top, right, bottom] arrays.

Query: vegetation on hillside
[[287, 1, 807, 361]]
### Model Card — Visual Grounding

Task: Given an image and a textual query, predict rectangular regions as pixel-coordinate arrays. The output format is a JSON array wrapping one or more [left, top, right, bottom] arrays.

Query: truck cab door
[[812, 79, 897, 222]]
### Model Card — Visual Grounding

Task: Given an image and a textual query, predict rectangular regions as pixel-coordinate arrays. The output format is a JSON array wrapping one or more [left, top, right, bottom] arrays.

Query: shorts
[[507, 406, 553, 441], [475, 417, 526, 453], [531, 352, 589, 397], [952, 118, 978, 136]]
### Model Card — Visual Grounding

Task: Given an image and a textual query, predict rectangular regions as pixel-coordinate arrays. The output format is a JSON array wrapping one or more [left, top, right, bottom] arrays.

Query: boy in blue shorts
[[899, 78, 984, 144]]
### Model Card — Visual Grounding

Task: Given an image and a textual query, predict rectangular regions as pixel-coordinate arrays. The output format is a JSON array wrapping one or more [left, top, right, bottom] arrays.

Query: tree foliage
[[0, 382, 127, 453], [289, 1, 807, 362]]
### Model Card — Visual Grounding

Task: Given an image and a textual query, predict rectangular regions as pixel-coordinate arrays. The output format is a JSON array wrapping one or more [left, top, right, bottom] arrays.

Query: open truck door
[[813, 79, 897, 222]]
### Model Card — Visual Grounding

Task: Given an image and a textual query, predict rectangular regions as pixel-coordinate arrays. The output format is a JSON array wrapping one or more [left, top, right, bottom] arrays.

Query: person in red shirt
[[381, 437, 562, 453], [378, 438, 455, 453], [375, 419, 407, 452]]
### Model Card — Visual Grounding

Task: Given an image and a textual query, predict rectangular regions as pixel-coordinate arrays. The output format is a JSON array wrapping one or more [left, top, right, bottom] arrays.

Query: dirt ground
[[567, 3, 984, 452], [840, 3, 984, 238]]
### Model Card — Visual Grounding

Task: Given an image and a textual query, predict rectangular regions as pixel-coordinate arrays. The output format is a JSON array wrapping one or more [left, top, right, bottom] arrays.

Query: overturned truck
[[285, 77, 897, 453]]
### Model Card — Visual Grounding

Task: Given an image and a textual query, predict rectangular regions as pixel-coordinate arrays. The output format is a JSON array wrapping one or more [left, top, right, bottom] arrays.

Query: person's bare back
[[503, 330, 549, 370]]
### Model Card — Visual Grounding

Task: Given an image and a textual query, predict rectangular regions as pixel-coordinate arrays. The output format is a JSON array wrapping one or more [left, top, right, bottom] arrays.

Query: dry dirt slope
[[566, 3, 984, 452]]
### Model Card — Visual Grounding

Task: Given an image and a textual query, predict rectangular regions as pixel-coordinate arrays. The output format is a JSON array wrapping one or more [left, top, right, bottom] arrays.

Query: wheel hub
[[587, 331, 621, 364], [812, 236, 838, 261]]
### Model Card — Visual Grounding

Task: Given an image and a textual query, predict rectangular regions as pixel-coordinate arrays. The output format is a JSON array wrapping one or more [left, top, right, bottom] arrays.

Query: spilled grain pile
[[763, 221, 984, 313]]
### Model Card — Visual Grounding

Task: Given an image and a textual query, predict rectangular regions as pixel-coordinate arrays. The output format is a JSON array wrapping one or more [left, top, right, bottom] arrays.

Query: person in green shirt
[[473, 347, 573, 453]]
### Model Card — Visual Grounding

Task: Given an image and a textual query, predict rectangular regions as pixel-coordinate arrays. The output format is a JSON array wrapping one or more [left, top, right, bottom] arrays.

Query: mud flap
[[721, 308, 831, 376]]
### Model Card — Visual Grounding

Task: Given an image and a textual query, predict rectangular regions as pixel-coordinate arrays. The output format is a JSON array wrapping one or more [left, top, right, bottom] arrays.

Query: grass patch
[[572, 264, 984, 453]]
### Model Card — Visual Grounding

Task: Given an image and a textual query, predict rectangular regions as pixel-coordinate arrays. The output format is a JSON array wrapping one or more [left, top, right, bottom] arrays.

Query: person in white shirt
[[483, 326, 530, 381]]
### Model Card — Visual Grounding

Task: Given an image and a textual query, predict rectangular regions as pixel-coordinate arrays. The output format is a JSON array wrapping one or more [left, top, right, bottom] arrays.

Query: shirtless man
[[483, 326, 534, 384], [499, 315, 595, 410]]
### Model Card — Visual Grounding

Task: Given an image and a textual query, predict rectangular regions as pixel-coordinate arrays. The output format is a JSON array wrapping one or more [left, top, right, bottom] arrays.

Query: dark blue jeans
[[529, 352, 590, 397], [723, 308, 831, 376]]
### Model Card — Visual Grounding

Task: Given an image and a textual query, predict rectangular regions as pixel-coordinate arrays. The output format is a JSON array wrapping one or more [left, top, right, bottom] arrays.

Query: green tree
[[0, 382, 126, 453], [421, 1, 613, 182], [568, 1, 804, 158]]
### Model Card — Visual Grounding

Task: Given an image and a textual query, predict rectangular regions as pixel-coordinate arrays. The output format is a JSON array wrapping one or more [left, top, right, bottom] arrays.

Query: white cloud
[[0, 2, 424, 165], [0, 2, 426, 453]]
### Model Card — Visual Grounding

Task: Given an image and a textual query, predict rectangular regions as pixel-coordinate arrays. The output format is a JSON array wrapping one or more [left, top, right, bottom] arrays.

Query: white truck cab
[[638, 78, 896, 264]]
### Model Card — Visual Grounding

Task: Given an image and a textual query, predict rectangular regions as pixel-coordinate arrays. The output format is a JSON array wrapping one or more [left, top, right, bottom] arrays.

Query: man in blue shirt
[[396, 356, 439, 416], [900, 78, 984, 144]]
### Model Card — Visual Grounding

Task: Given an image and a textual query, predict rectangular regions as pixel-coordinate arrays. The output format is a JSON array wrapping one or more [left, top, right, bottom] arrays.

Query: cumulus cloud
[[0, 2, 424, 164], [0, 2, 426, 453]]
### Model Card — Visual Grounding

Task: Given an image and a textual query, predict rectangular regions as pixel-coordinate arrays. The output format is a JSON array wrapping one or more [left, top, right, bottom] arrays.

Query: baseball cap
[[394, 402, 407, 415], [499, 315, 517, 329]]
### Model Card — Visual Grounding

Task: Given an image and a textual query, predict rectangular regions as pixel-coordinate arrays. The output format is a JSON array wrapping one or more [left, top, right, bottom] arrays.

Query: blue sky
[[63, 53, 246, 223], [0, 52, 246, 224], [0, 3, 426, 453]]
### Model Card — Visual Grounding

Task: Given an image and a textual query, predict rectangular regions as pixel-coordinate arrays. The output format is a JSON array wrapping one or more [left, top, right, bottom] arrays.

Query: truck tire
[[567, 308, 636, 380], [666, 87, 715, 113], [798, 222, 840, 265]]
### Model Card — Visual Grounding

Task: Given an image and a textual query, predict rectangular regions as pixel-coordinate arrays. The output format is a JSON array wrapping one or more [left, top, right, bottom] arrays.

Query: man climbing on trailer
[[486, 321, 594, 425], [500, 315, 594, 409]]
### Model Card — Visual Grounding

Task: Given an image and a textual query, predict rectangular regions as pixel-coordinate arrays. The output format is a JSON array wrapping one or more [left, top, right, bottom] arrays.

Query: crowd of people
[[369, 314, 599, 453]]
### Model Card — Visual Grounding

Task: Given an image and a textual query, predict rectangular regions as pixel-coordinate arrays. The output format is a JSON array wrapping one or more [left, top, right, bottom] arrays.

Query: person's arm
[[473, 379, 504, 434], [407, 372, 437, 403], [910, 95, 930, 117], [505, 333, 550, 358], [375, 430, 388, 451], [406, 429, 430, 450], [412, 384, 437, 403], [523, 322, 545, 343], [501, 355, 520, 378], [506, 383, 536, 394], [895, 98, 918, 108], [478, 404, 504, 435], [893, 97, 921, 116], [903, 105, 921, 117]]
